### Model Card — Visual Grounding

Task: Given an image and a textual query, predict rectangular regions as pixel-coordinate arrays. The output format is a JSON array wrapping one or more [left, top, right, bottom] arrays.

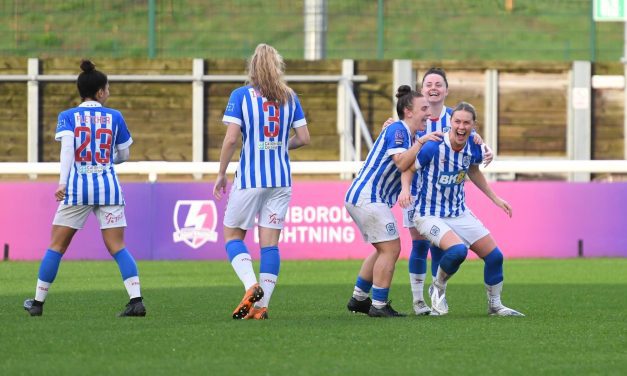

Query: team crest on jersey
[[442, 126, 450, 132], [462, 155, 471, 167], [172, 200, 219, 249], [394, 130, 405, 145]]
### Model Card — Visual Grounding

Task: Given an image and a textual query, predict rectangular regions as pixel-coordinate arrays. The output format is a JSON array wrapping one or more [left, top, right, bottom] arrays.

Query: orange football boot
[[245, 306, 268, 320], [232, 283, 264, 319]]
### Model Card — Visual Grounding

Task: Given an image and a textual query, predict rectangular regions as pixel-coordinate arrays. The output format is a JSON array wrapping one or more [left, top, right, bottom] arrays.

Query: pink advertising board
[[0, 181, 625, 261]]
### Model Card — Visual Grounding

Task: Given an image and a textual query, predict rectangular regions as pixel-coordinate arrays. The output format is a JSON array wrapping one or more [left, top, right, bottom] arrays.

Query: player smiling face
[[450, 108, 474, 150], [406, 96, 431, 133], [421, 73, 448, 108]]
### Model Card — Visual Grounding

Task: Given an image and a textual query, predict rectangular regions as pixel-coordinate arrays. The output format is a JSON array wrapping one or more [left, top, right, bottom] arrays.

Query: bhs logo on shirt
[[438, 171, 466, 186], [172, 200, 219, 249]]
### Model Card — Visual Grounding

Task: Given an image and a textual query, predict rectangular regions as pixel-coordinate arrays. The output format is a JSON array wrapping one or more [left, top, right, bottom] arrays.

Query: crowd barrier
[[1, 181, 626, 261]]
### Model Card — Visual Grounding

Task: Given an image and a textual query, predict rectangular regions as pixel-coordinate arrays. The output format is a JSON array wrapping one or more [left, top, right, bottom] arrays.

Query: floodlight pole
[[304, 0, 327, 60]]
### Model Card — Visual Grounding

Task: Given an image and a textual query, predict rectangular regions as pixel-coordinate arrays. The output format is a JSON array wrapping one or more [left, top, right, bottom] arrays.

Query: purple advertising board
[[1, 181, 626, 261]]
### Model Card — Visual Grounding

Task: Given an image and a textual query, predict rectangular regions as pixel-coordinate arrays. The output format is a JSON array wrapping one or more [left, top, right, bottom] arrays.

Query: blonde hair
[[246, 43, 292, 105]]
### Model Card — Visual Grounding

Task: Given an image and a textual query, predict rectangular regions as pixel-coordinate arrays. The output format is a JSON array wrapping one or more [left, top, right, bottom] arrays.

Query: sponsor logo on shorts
[[430, 225, 440, 237], [104, 211, 124, 224], [268, 212, 284, 225], [173, 200, 219, 249], [386, 222, 396, 235]]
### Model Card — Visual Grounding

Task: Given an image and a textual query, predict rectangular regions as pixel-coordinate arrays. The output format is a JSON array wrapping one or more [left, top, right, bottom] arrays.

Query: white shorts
[[414, 210, 489, 248], [52, 204, 127, 230], [224, 186, 292, 230], [345, 202, 399, 243], [402, 206, 417, 228]]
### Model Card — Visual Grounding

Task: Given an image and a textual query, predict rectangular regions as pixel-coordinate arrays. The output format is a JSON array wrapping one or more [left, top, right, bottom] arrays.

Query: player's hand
[[473, 132, 484, 145], [493, 197, 512, 218], [382, 117, 394, 130], [482, 144, 494, 167], [398, 189, 412, 209], [55, 184, 66, 202], [213, 174, 228, 200], [419, 131, 444, 145]]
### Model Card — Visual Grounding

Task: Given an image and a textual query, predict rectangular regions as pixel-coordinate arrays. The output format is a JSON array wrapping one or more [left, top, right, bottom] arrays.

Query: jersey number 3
[[75, 126, 113, 164], [263, 101, 280, 138]]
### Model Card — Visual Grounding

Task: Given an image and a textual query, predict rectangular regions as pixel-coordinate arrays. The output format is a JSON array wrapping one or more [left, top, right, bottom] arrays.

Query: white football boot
[[429, 282, 448, 315], [488, 304, 525, 317], [486, 282, 524, 316], [413, 300, 432, 316]]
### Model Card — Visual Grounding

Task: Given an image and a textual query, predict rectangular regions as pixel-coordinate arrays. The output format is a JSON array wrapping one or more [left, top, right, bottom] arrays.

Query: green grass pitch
[[1, 258, 625, 375]]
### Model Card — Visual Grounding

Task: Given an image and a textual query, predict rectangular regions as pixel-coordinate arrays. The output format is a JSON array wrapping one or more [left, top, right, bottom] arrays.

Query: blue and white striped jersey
[[409, 129, 427, 197], [345, 121, 413, 208], [223, 85, 307, 189], [415, 133, 483, 218], [427, 106, 453, 134], [408, 106, 452, 197], [55, 101, 132, 206]]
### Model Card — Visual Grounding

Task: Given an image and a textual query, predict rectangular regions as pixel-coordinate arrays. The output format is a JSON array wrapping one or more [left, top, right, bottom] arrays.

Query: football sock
[[35, 249, 63, 302], [483, 247, 504, 285], [371, 285, 389, 309], [430, 245, 444, 278], [409, 240, 429, 274], [226, 240, 257, 290], [484, 248, 505, 307], [113, 248, 141, 299], [439, 244, 468, 276], [486, 281, 504, 308], [409, 273, 426, 303], [257, 273, 276, 308], [258, 246, 280, 308], [434, 266, 449, 288], [353, 276, 372, 301], [409, 240, 429, 302]]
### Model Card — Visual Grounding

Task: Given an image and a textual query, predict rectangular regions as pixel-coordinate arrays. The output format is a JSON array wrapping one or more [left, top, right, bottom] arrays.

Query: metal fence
[[0, 0, 623, 61]]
